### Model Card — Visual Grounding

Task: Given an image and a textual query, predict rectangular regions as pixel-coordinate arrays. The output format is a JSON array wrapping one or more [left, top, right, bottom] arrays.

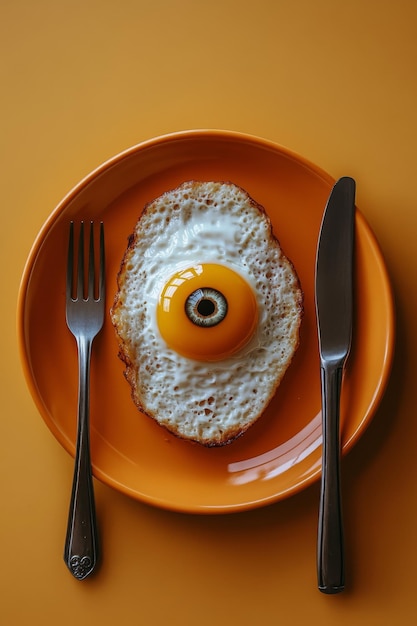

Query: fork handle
[[317, 361, 345, 594], [64, 337, 99, 580]]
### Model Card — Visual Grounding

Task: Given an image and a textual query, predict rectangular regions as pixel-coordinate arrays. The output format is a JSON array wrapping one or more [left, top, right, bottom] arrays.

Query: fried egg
[[111, 181, 302, 446]]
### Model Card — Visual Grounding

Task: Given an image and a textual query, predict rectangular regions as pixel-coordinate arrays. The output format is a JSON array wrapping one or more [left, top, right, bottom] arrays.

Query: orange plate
[[17, 130, 395, 513]]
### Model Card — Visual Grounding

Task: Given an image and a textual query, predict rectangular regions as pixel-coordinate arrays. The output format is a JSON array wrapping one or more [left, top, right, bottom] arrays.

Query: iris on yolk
[[157, 263, 258, 361], [185, 287, 227, 327]]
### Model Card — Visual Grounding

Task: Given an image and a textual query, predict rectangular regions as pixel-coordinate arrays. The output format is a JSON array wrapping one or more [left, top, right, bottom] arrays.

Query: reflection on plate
[[17, 130, 394, 513]]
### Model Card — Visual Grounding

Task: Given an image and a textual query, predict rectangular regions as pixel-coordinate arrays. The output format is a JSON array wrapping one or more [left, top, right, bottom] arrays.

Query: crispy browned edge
[[110, 181, 304, 447]]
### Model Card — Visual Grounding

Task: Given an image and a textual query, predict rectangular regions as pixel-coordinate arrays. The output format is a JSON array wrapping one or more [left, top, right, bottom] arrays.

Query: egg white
[[111, 181, 302, 445]]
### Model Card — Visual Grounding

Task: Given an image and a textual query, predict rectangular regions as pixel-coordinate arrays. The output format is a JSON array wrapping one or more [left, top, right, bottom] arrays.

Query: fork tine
[[77, 222, 85, 301], [99, 222, 105, 301], [88, 222, 95, 300], [67, 222, 74, 301]]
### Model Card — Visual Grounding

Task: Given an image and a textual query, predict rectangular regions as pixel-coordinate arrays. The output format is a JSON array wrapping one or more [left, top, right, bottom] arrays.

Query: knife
[[315, 176, 356, 594]]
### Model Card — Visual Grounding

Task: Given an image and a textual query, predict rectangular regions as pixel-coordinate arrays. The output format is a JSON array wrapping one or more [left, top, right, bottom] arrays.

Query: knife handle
[[317, 361, 345, 594]]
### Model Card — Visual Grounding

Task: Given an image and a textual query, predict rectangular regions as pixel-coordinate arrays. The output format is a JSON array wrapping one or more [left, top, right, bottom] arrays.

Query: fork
[[64, 221, 105, 580]]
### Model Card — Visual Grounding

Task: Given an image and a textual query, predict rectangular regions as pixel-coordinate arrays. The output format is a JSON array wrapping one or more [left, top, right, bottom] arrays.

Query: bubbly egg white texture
[[111, 181, 302, 446]]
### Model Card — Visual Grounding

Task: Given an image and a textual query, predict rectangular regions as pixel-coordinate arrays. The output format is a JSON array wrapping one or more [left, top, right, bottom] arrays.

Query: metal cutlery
[[315, 177, 356, 594], [64, 221, 105, 580]]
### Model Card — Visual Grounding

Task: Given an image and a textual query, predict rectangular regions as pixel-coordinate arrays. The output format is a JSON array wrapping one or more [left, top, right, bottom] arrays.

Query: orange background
[[1, 1, 416, 624]]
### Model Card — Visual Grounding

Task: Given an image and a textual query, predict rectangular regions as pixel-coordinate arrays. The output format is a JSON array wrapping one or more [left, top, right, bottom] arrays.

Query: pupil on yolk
[[157, 264, 258, 362], [198, 299, 215, 316]]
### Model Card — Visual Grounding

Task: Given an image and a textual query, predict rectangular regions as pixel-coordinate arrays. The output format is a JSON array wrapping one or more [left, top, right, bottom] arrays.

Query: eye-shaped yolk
[[157, 263, 258, 361]]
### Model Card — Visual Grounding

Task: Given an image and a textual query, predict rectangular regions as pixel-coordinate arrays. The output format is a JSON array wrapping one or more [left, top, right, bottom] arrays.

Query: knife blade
[[315, 176, 356, 594]]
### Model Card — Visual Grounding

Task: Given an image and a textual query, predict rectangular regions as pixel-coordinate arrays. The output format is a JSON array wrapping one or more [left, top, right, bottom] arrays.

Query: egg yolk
[[157, 263, 258, 361]]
